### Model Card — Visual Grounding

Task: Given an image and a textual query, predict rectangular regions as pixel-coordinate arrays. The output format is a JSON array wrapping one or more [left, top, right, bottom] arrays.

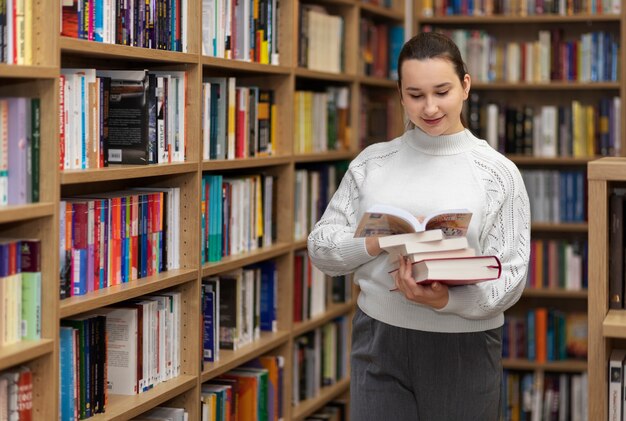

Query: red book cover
[[61, 0, 80, 38], [59, 75, 66, 170], [16, 368, 33, 421]]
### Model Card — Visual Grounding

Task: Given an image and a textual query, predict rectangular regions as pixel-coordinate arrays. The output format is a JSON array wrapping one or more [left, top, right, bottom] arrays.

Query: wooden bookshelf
[[588, 157, 626, 420], [0, 0, 406, 417]]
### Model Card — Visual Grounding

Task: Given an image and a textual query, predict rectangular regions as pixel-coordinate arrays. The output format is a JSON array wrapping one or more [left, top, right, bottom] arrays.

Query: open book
[[354, 204, 472, 238], [390, 255, 501, 286]]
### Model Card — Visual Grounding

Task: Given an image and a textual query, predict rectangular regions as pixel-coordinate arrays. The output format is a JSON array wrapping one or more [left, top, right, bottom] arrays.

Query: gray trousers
[[350, 308, 502, 421]]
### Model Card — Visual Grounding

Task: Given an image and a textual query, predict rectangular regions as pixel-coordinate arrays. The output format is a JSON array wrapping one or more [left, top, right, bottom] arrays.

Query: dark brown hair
[[397, 32, 469, 128]]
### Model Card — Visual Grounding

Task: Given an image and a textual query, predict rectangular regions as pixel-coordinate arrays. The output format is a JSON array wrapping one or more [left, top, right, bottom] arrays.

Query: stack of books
[[354, 204, 501, 285]]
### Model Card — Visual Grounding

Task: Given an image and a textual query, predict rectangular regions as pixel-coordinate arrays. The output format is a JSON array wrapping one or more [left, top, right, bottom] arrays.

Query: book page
[[354, 213, 417, 237], [423, 211, 472, 238]]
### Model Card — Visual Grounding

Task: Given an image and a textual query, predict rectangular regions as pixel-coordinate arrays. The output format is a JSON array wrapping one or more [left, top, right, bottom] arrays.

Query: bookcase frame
[[0, 0, 405, 419]]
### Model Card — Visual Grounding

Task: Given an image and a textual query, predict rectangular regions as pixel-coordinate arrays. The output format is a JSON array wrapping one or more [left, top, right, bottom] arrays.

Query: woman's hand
[[394, 256, 449, 309], [365, 236, 382, 256]]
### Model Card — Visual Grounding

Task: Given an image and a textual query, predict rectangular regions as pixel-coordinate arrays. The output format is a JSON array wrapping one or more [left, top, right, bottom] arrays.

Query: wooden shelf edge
[[295, 68, 355, 82], [0, 64, 58, 79], [522, 288, 587, 299], [471, 81, 619, 90], [419, 13, 621, 23], [502, 358, 587, 372], [60, 269, 199, 318], [531, 222, 588, 232], [61, 162, 199, 185], [200, 56, 291, 74], [292, 378, 351, 421], [0, 203, 55, 224], [202, 155, 292, 171], [588, 157, 626, 181], [60, 37, 200, 63], [91, 375, 197, 421], [509, 155, 596, 165], [292, 302, 355, 337], [359, 3, 404, 20], [603, 310, 626, 338], [293, 239, 308, 250], [294, 151, 356, 163], [201, 331, 290, 382], [0, 339, 54, 371], [358, 75, 398, 88], [201, 242, 293, 277]]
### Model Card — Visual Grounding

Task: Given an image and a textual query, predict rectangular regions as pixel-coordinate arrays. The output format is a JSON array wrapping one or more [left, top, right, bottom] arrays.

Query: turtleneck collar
[[403, 128, 478, 155]]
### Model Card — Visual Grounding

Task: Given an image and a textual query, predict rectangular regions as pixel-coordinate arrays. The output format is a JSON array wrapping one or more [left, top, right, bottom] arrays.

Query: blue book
[[59, 326, 76, 421], [202, 284, 216, 362], [388, 26, 404, 81]]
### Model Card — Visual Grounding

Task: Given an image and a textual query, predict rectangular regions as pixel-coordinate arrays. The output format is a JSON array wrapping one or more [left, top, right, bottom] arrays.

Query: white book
[[609, 349, 626, 421], [486, 103, 499, 150], [99, 307, 139, 395], [400, 236, 469, 255], [378, 229, 444, 252], [540, 106, 558, 158], [388, 247, 476, 266]]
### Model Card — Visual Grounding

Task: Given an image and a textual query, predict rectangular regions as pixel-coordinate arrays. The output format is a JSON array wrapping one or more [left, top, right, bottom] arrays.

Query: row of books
[[527, 238, 587, 291], [201, 174, 274, 264], [202, 262, 278, 361], [202, 78, 275, 161], [0, 366, 32, 420], [201, 355, 284, 421], [521, 169, 586, 223], [425, 27, 619, 83], [59, 188, 180, 299], [60, 292, 182, 420], [467, 96, 622, 158], [293, 163, 347, 241], [201, 0, 279, 64], [292, 318, 349, 405], [60, 69, 187, 169], [60, 0, 187, 51], [0, 239, 41, 347], [423, 0, 620, 16], [501, 370, 588, 421], [609, 348, 626, 421], [608, 188, 626, 309], [502, 310, 587, 361], [298, 5, 344, 73], [293, 88, 350, 155], [359, 88, 401, 149], [359, 19, 404, 80], [0, 97, 40, 206], [293, 250, 352, 323], [131, 406, 188, 420], [0, 0, 33, 64]]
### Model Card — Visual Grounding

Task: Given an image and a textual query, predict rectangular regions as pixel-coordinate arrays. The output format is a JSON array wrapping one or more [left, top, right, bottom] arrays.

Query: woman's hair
[[397, 31, 469, 128], [397, 32, 468, 89]]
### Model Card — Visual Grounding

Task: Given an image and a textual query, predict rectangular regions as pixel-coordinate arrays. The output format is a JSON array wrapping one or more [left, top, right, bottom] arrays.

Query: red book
[[390, 255, 502, 286], [17, 368, 33, 421]]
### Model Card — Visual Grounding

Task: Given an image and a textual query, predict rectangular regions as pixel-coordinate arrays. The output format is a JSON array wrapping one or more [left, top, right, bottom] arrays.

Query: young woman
[[307, 32, 530, 420]]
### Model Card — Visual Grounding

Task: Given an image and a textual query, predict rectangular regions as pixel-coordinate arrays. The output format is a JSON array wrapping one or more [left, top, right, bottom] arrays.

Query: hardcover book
[[390, 255, 502, 286]]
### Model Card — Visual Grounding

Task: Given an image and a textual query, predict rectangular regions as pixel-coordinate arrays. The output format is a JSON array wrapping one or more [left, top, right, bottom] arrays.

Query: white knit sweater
[[307, 128, 531, 333]]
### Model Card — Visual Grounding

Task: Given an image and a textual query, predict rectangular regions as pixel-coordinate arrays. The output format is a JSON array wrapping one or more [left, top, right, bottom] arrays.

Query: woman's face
[[399, 58, 470, 136]]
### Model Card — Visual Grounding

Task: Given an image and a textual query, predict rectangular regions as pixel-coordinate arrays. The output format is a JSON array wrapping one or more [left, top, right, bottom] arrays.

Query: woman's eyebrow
[[405, 83, 452, 92]]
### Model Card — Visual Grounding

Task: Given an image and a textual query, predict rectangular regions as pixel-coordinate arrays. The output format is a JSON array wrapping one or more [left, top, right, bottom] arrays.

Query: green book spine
[[21, 272, 41, 340]]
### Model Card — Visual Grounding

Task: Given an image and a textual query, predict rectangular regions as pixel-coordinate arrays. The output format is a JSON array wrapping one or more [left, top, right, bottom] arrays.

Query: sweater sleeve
[[435, 157, 531, 320], [307, 164, 377, 277]]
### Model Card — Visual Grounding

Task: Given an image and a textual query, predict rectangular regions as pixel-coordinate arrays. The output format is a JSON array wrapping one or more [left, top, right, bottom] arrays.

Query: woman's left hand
[[394, 256, 449, 309]]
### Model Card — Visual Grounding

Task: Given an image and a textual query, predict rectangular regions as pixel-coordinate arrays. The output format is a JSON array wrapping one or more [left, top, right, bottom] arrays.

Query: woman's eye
[[437, 91, 449, 96], [410, 94, 422, 99]]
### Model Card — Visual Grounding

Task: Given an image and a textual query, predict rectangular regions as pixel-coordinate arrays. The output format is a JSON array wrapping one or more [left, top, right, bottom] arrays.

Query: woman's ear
[[462, 74, 471, 100]]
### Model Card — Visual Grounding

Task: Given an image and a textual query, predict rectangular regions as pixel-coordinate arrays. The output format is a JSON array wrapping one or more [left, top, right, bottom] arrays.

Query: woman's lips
[[422, 116, 444, 125]]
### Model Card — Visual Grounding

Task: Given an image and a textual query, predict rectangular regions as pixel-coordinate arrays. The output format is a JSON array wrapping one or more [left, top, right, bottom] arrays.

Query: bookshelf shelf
[[294, 151, 356, 163], [419, 14, 621, 24], [0, 64, 59, 79], [59, 269, 199, 318], [293, 239, 308, 250], [201, 155, 292, 171], [0, 203, 56, 224], [60, 162, 200, 185], [90, 375, 197, 421], [292, 377, 351, 421], [295, 67, 356, 83], [522, 288, 588, 299], [200, 56, 292, 74], [293, 301, 356, 337], [0, 340, 55, 372], [201, 242, 293, 277], [501, 358, 588, 372], [310, 0, 357, 7], [508, 155, 599, 166], [602, 310, 626, 338], [530, 222, 588, 232], [588, 157, 626, 180], [201, 331, 291, 382], [59, 37, 199, 64], [359, 3, 405, 20], [471, 81, 621, 90], [358, 75, 398, 88]]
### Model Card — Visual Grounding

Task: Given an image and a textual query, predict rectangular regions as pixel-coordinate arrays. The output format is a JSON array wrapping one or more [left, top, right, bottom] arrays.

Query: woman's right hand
[[365, 236, 382, 256]]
